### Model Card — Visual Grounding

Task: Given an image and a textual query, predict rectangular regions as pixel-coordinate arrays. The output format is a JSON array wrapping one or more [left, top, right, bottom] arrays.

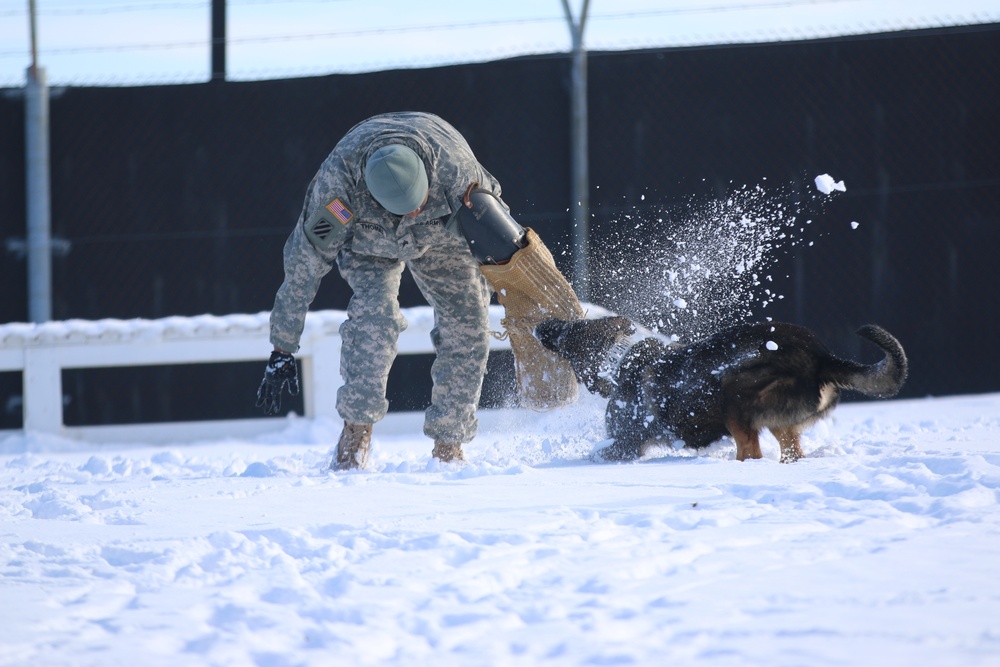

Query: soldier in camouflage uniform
[[256, 112, 501, 469]]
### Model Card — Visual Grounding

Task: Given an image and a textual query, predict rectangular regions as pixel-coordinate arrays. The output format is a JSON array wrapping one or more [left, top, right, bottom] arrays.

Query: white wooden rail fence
[[0, 306, 517, 444]]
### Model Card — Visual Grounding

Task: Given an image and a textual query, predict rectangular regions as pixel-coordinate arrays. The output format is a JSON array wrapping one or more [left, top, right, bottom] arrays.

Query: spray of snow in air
[[590, 176, 845, 341]]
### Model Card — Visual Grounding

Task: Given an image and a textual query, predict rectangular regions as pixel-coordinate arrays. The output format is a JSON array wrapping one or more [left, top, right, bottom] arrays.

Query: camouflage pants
[[335, 242, 491, 443]]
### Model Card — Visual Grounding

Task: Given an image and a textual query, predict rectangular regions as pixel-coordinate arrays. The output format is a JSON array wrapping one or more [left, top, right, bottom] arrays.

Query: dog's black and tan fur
[[534, 316, 908, 463]]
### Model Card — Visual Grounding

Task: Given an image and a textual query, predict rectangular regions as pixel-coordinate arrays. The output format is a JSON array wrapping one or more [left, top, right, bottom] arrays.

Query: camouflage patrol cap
[[364, 144, 428, 215]]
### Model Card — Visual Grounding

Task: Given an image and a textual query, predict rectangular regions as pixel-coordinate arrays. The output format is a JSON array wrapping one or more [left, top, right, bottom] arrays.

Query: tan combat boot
[[331, 422, 372, 470], [431, 441, 466, 463]]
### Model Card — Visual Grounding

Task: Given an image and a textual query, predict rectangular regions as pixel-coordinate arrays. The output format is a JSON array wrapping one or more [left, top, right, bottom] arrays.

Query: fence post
[[561, 0, 591, 301], [22, 347, 62, 434], [302, 336, 341, 421], [25, 65, 52, 324]]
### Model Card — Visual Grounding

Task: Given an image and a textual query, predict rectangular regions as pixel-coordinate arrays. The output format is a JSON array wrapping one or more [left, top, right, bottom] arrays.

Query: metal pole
[[28, 0, 38, 73], [211, 0, 226, 81], [26, 0, 52, 323], [561, 0, 590, 301]]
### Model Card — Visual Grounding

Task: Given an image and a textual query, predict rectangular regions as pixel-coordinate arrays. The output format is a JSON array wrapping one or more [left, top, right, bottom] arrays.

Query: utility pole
[[561, 0, 590, 301], [25, 0, 52, 323], [211, 0, 226, 81]]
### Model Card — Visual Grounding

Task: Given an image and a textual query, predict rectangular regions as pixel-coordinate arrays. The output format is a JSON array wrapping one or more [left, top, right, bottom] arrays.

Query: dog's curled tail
[[824, 324, 909, 398]]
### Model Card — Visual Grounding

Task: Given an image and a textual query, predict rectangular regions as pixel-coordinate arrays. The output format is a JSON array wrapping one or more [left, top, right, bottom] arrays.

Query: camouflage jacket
[[269, 112, 502, 352]]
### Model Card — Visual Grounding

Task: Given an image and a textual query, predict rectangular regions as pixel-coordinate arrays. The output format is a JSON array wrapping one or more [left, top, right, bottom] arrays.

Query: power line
[[0, 0, 357, 18]]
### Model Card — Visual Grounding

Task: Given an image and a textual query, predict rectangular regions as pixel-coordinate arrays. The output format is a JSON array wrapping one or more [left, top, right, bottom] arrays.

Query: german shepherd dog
[[534, 316, 908, 463]]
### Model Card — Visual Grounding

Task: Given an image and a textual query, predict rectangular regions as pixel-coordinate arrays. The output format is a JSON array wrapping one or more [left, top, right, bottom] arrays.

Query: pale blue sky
[[1, 0, 997, 87]]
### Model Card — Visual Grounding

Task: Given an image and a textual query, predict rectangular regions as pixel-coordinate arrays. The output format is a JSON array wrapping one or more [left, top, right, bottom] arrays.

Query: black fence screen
[[1, 24, 998, 428]]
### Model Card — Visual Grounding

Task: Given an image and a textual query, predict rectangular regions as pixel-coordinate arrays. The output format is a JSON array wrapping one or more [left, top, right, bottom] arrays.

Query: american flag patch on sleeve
[[326, 198, 354, 224]]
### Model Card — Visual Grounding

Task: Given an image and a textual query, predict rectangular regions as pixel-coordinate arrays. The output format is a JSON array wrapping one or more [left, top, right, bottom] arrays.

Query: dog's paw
[[779, 450, 804, 464], [589, 440, 641, 463]]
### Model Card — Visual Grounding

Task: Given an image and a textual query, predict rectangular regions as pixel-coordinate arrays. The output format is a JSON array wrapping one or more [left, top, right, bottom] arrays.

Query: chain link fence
[[1, 24, 998, 429]]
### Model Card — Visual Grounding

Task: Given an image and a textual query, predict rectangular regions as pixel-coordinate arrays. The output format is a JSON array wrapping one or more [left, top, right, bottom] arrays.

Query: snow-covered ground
[[2, 391, 999, 666]]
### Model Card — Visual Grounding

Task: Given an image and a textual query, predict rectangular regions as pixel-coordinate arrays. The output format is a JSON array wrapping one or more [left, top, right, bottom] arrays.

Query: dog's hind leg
[[725, 419, 763, 461], [772, 427, 804, 463]]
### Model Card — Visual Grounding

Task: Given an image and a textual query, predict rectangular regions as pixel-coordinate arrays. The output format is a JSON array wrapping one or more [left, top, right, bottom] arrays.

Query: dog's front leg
[[725, 419, 763, 461], [594, 420, 645, 462], [593, 438, 642, 462]]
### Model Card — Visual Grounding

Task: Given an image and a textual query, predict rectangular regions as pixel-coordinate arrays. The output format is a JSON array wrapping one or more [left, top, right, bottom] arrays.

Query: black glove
[[256, 351, 299, 415]]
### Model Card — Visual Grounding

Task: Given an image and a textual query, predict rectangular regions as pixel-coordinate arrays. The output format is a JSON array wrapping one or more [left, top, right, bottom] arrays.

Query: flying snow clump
[[814, 174, 846, 194]]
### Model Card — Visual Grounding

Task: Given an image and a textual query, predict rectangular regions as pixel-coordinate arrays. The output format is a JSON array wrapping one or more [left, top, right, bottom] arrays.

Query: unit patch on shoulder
[[304, 196, 353, 250], [326, 198, 354, 224]]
